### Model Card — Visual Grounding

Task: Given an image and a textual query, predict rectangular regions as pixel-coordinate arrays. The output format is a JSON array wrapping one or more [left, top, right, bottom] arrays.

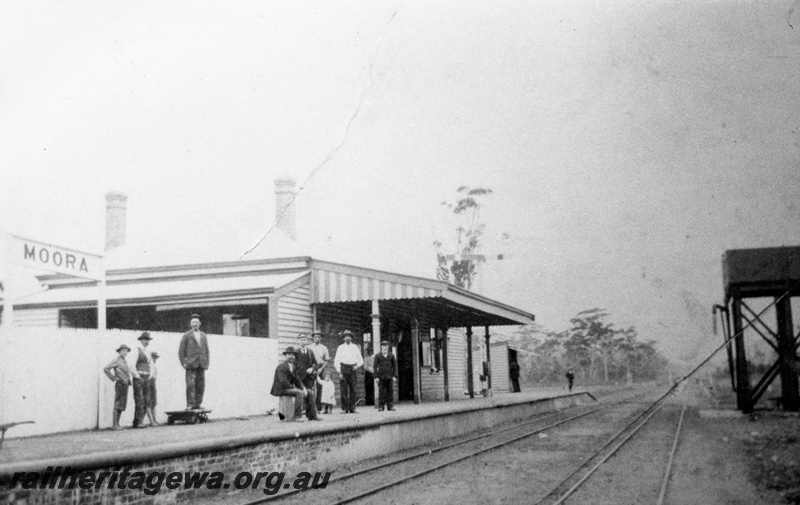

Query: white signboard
[[12, 235, 103, 281]]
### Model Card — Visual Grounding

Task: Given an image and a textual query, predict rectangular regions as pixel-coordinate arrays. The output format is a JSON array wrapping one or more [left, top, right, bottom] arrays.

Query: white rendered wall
[[0, 327, 278, 438]]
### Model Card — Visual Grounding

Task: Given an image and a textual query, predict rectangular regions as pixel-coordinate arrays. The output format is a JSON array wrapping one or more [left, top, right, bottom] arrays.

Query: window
[[223, 314, 250, 336], [427, 328, 442, 371]]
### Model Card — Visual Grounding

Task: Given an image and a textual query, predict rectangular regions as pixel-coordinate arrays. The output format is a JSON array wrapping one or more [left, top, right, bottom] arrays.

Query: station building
[[11, 181, 535, 404]]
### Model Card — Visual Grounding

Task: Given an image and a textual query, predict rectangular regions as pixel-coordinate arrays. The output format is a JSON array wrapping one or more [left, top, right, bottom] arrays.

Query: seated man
[[270, 346, 306, 421]]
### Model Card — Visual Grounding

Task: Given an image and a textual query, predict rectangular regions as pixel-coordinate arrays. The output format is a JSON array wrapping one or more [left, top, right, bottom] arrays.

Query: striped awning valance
[[312, 269, 442, 303]]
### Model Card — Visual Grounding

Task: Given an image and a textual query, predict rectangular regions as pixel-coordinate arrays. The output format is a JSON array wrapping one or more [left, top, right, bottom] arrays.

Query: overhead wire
[[239, 6, 403, 261]]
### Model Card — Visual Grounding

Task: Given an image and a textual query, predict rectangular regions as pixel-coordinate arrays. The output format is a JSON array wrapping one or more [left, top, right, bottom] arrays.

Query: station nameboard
[[11, 235, 103, 281]]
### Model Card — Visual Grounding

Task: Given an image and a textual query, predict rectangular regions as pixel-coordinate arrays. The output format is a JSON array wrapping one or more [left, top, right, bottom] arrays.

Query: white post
[[2, 234, 14, 331], [97, 263, 106, 331], [371, 300, 381, 406], [96, 264, 106, 429], [0, 234, 11, 423]]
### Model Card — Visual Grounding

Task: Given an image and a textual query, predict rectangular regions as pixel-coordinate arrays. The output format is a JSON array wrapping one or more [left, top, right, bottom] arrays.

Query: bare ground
[[191, 383, 800, 504]]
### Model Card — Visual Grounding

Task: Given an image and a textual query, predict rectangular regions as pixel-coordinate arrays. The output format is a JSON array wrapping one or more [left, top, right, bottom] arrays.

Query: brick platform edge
[[0, 392, 595, 504]]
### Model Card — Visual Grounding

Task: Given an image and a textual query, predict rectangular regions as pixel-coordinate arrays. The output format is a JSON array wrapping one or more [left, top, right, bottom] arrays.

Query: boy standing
[[103, 344, 133, 430]]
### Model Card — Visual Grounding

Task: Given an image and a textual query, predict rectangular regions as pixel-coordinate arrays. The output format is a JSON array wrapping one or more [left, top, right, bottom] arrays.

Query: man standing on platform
[[509, 359, 521, 393], [374, 340, 397, 411], [178, 313, 210, 410], [103, 344, 133, 430], [295, 334, 321, 421], [334, 330, 363, 414], [309, 331, 331, 412], [132, 332, 154, 428]]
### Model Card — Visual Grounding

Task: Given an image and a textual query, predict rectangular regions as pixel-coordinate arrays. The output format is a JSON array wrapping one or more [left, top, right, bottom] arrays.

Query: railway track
[[534, 386, 689, 505], [197, 283, 795, 505], [231, 386, 663, 505]]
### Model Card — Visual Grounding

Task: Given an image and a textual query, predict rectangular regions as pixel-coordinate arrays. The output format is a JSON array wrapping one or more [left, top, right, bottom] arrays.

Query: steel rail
[[548, 401, 668, 505], [242, 388, 647, 505], [535, 281, 800, 505], [315, 281, 800, 505], [251, 274, 795, 505], [656, 402, 687, 505], [533, 393, 671, 505], [327, 392, 659, 505]]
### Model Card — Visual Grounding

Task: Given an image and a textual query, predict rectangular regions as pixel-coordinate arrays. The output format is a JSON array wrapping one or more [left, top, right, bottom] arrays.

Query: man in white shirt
[[333, 330, 364, 414]]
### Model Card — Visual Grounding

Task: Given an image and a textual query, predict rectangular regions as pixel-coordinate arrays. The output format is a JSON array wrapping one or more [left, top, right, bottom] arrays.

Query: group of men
[[103, 312, 400, 428], [103, 313, 211, 430], [103, 332, 161, 429], [270, 329, 398, 421]]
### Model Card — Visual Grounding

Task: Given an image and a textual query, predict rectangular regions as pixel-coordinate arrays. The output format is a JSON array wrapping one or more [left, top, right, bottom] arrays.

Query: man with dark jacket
[[373, 341, 397, 411], [270, 346, 306, 421], [132, 332, 154, 427], [295, 334, 320, 421], [509, 360, 521, 393], [178, 313, 210, 410]]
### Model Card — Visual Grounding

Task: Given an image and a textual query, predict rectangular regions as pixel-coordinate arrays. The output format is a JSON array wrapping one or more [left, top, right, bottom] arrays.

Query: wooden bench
[[0, 421, 34, 451]]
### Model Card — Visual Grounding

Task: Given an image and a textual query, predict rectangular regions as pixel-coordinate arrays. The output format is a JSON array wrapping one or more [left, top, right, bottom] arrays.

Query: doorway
[[396, 329, 416, 401]]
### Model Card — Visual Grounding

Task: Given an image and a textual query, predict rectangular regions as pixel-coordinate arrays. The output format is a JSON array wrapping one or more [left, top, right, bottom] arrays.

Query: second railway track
[[229, 386, 666, 505]]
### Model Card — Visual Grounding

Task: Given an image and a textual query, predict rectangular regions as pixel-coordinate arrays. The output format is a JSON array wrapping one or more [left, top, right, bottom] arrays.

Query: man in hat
[[270, 346, 306, 421], [333, 330, 363, 414], [309, 332, 331, 412], [103, 344, 133, 430], [295, 334, 321, 421], [373, 340, 397, 411], [132, 331, 154, 428], [179, 313, 210, 410]]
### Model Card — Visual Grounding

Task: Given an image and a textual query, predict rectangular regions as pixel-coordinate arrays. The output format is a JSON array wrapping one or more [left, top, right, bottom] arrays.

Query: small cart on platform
[[164, 409, 211, 425]]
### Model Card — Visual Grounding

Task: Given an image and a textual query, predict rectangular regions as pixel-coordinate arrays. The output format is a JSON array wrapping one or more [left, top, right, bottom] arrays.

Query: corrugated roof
[[310, 260, 535, 325], [16, 271, 308, 308]]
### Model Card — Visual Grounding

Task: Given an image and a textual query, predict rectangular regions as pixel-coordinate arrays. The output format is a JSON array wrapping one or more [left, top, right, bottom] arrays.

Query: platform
[[0, 388, 597, 504]]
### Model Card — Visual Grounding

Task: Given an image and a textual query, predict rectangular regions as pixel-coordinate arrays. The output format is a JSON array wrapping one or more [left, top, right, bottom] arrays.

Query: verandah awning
[[310, 260, 534, 326]]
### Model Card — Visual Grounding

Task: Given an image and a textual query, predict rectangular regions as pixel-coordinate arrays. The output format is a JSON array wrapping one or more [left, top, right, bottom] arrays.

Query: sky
[[2, 0, 799, 363]]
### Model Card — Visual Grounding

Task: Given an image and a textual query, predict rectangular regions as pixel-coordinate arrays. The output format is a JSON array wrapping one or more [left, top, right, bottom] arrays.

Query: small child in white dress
[[317, 370, 336, 414]]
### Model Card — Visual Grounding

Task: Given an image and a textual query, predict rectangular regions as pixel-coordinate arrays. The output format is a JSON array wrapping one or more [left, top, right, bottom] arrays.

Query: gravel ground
[[190, 391, 657, 505], [190, 382, 800, 505]]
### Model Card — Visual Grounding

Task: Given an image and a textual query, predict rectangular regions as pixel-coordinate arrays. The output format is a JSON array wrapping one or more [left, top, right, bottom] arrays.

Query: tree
[[500, 310, 669, 386], [569, 308, 617, 382], [433, 186, 493, 290]]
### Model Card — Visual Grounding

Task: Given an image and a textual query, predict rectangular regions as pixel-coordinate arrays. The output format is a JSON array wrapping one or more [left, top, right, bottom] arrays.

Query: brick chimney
[[105, 192, 127, 251], [274, 178, 297, 240]]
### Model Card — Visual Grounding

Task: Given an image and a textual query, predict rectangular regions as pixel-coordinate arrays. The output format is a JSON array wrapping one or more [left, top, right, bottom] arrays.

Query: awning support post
[[485, 325, 492, 390], [442, 327, 449, 401], [412, 319, 421, 404], [466, 325, 474, 399], [371, 300, 381, 406]]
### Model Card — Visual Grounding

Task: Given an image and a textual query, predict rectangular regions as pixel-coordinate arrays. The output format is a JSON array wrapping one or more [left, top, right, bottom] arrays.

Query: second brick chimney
[[274, 178, 297, 241], [105, 192, 128, 251]]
